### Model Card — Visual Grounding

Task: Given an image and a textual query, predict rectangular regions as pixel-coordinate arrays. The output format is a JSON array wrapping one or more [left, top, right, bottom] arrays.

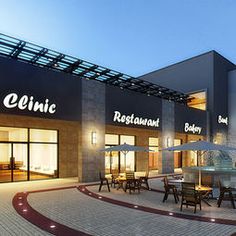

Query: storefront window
[[30, 129, 57, 142], [105, 134, 135, 173], [0, 127, 58, 183], [187, 91, 206, 111], [189, 141, 198, 166], [174, 139, 182, 168], [105, 134, 119, 174], [29, 143, 57, 180], [0, 127, 27, 142], [120, 135, 135, 172], [148, 137, 158, 170], [29, 129, 58, 180]]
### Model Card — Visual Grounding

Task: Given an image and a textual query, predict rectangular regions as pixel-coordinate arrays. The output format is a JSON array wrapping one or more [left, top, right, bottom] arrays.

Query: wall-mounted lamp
[[167, 137, 171, 147], [91, 131, 97, 145]]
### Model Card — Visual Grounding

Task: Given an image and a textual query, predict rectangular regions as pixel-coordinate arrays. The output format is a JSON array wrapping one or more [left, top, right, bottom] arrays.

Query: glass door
[[12, 143, 28, 181], [0, 143, 28, 182], [0, 143, 11, 183]]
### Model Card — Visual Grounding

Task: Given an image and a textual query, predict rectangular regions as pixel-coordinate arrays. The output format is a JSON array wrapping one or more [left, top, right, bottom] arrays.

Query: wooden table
[[166, 179, 213, 207], [195, 185, 213, 206], [116, 176, 127, 191]]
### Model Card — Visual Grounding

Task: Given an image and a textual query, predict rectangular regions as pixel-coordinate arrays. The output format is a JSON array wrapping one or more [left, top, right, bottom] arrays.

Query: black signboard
[[106, 85, 162, 130], [175, 103, 207, 135], [0, 57, 81, 121]]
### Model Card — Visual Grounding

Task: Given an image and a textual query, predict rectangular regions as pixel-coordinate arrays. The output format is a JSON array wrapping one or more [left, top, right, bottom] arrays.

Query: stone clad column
[[158, 100, 175, 174], [78, 79, 105, 182]]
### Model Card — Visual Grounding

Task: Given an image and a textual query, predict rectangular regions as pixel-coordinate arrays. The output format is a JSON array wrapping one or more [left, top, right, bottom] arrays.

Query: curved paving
[[12, 187, 90, 236], [12, 176, 236, 236]]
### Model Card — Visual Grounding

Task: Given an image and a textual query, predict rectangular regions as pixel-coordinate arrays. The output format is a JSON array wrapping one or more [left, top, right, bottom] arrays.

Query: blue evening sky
[[0, 0, 236, 76]]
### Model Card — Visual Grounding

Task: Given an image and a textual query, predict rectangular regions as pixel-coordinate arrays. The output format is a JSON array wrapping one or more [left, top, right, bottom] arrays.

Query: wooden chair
[[180, 182, 201, 213], [139, 172, 150, 190], [125, 172, 141, 194], [111, 170, 119, 188], [217, 179, 235, 209], [162, 176, 179, 203], [98, 172, 110, 192]]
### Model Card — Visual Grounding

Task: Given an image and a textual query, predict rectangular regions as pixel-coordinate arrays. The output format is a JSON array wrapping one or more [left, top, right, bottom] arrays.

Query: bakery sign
[[113, 110, 160, 128], [3, 93, 56, 114], [184, 122, 202, 134], [218, 115, 228, 125]]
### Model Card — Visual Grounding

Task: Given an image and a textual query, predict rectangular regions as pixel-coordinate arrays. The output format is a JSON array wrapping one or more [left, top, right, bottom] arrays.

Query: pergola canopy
[[0, 33, 191, 104]]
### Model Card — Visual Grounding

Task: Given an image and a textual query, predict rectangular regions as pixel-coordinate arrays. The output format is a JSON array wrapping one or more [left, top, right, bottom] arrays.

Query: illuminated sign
[[218, 115, 228, 125], [3, 93, 56, 114], [184, 123, 202, 134], [113, 111, 160, 127]]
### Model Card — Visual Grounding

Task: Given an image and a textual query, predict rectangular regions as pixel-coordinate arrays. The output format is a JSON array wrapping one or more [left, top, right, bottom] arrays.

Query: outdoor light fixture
[[91, 131, 97, 145], [167, 137, 171, 147]]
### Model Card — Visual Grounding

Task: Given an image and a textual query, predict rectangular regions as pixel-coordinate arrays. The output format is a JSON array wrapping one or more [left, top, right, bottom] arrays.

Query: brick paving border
[[12, 187, 91, 236], [12, 175, 236, 236]]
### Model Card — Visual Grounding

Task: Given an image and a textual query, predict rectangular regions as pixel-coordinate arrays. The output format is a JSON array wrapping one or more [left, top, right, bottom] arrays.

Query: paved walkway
[[1, 175, 236, 235]]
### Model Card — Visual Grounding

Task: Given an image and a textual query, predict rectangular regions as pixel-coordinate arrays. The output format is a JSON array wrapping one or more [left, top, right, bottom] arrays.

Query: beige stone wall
[[0, 113, 79, 178]]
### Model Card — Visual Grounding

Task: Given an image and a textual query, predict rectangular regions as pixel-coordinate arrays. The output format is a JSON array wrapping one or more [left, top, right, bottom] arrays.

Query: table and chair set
[[162, 176, 236, 213], [99, 171, 149, 194]]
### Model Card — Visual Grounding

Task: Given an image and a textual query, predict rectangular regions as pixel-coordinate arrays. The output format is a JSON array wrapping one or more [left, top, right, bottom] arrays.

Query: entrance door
[[0, 143, 28, 182]]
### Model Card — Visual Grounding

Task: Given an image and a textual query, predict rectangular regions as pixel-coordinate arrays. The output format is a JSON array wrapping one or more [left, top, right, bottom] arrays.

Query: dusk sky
[[1, 0, 236, 76]]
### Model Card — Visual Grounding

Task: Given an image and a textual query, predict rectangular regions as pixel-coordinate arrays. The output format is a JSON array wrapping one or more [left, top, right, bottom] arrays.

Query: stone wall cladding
[[159, 100, 175, 174], [79, 80, 105, 182]]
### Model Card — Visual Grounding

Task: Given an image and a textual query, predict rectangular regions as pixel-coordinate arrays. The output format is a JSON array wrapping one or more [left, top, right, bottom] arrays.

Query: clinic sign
[[3, 93, 56, 114], [113, 110, 160, 128]]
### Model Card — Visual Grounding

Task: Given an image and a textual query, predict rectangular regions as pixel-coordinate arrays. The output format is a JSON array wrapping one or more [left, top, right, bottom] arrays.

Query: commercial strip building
[[0, 33, 235, 183]]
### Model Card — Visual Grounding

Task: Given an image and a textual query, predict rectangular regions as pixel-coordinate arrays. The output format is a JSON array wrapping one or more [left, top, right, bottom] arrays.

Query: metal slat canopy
[[0, 33, 191, 104]]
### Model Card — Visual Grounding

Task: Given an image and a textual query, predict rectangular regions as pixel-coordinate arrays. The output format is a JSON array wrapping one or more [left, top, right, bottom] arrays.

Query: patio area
[[8, 174, 236, 236]]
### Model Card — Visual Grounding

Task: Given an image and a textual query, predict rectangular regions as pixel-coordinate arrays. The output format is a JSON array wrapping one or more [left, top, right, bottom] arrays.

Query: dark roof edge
[[213, 50, 236, 68], [138, 50, 235, 78]]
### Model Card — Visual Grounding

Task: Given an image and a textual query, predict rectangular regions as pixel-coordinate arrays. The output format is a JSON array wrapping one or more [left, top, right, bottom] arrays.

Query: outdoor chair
[[162, 176, 179, 203], [217, 179, 235, 209], [111, 170, 119, 188], [98, 172, 110, 192], [139, 171, 150, 190], [125, 172, 141, 194], [180, 182, 201, 214]]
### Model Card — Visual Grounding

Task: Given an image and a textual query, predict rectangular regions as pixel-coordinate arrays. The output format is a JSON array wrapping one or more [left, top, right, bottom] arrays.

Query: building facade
[[0, 34, 235, 183]]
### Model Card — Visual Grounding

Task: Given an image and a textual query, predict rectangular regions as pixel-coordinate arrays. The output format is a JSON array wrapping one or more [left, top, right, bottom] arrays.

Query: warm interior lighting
[[91, 131, 97, 144], [188, 91, 206, 110]]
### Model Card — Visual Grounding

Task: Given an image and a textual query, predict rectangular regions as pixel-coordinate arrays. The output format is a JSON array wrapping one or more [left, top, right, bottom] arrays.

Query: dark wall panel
[[175, 104, 207, 135], [212, 53, 235, 134], [0, 57, 81, 121], [106, 86, 162, 130]]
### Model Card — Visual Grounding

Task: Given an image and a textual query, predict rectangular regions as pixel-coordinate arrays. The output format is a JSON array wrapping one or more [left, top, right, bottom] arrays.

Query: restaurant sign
[[113, 111, 160, 128]]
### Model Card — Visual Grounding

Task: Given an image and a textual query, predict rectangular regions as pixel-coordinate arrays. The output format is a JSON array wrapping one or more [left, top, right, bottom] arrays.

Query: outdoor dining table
[[116, 175, 142, 191], [116, 176, 127, 191], [166, 179, 213, 206], [195, 185, 213, 206]]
